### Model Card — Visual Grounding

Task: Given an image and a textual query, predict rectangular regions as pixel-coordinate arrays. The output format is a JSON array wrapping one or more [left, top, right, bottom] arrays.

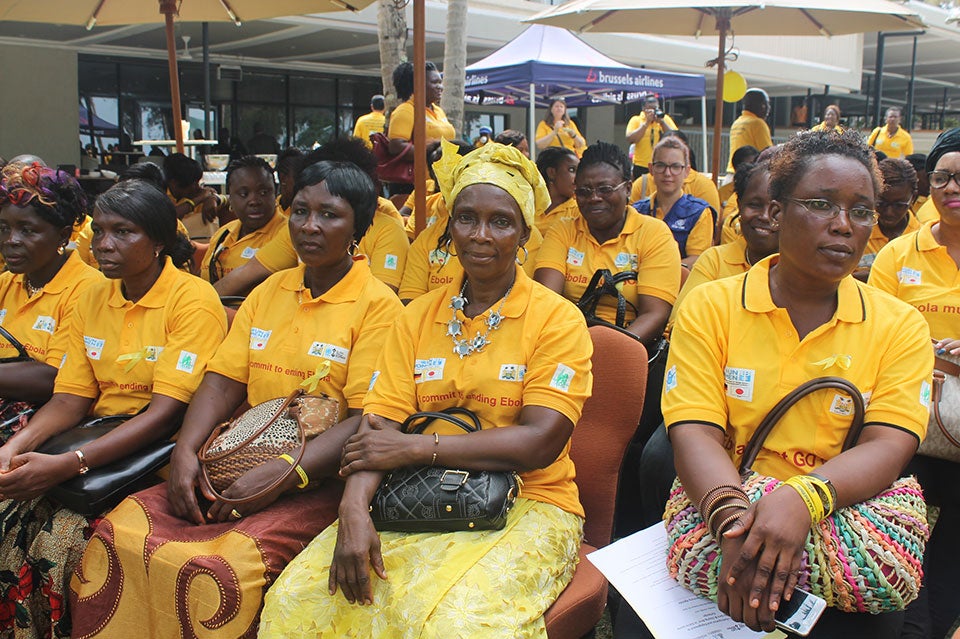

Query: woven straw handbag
[[664, 376, 928, 614]]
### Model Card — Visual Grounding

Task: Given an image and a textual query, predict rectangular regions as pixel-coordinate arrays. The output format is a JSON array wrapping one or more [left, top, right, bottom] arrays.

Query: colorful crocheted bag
[[664, 377, 929, 613]]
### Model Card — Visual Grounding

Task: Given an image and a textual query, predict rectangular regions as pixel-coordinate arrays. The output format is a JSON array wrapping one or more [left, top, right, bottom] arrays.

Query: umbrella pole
[[529, 83, 536, 162], [711, 16, 729, 185], [162, 1, 185, 154], [413, 0, 427, 237]]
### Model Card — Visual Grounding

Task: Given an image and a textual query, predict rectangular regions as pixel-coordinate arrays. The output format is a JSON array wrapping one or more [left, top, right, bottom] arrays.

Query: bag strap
[[401, 407, 482, 435], [576, 269, 639, 329], [930, 360, 960, 449], [207, 227, 232, 284], [197, 388, 307, 507], [738, 376, 865, 474], [0, 325, 30, 360]]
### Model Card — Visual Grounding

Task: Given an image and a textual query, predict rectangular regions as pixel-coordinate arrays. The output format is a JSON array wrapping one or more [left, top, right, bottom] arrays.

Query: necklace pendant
[[453, 341, 473, 358], [450, 295, 466, 311], [446, 319, 462, 338], [486, 311, 503, 330], [470, 333, 489, 352]]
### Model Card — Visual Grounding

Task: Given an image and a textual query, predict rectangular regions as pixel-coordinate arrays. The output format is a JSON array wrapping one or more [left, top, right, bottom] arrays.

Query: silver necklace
[[25, 280, 42, 297], [447, 280, 513, 359]]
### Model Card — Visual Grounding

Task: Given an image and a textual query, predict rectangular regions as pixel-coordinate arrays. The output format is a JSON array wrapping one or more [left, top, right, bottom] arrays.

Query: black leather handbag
[[0, 326, 40, 435], [369, 408, 521, 533], [37, 414, 175, 517]]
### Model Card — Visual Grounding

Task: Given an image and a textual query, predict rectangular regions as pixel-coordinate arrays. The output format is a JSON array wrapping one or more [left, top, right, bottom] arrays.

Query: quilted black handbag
[[369, 408, 521, 533]]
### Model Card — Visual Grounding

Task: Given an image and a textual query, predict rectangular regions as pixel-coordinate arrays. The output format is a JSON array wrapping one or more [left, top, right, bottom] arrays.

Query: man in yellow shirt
[[353, 95, 386, 150], [626, 95, 677, 179], [868, 107, 914, 159], [726, 89, 772, 173]]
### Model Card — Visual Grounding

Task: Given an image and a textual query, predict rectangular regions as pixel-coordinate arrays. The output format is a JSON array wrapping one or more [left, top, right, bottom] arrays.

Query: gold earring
[[348, 240, 359, 257]]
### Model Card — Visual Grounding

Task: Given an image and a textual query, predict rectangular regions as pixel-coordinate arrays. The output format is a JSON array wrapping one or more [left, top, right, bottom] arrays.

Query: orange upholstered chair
[[544, 325, 648, 639]]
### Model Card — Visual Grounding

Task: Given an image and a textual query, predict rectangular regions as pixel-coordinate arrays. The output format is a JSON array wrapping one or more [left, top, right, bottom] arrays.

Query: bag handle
[[197, 388, 308, 507], [930, 360, 960, 449], [401, 407, 482, 435], [0, 325, 30, 360], [738, 376, 865, 474], [577, 269, 639, 330]]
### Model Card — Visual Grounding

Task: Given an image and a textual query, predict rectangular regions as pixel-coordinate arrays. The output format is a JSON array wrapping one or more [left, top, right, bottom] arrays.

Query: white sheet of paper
[[587, 524, 783, 639]]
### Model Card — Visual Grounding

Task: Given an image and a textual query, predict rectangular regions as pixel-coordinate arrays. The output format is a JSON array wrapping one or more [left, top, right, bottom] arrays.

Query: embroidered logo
[[384, 254, 399, 271], [176, 350, 198, 374], [566, 247, 585, 267], [414, 358, 445, 384], [897, 267, 922, 285], [0, 309, 7, 325], [724, 367, 755, 402], [829, 393, 854, 417], [614, 252, 638, 271], [308, 342, 349, 365], [84, 336, 105, 360], [250, 327, 272, 351], [368, 370, 380, 391], [549, 364, 575, 392], [498, 364, 526, 382], [240, 246, 258, 259], [145, 346, 163, 362], [32, 315, 56, 334], [665, 365, 677, 392]]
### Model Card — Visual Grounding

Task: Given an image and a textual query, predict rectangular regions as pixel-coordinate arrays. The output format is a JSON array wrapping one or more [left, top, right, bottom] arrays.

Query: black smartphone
[[774, 588, 827, 637]]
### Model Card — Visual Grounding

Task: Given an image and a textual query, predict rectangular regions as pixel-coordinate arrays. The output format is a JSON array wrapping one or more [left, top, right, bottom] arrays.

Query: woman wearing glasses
[[633, 137, 717, 268], [662, 129, 931, 638], [868, 128, 960, 639], [201, 156, 285, 284], [534, 141, 681, 347], [852, 158, 919, 281]]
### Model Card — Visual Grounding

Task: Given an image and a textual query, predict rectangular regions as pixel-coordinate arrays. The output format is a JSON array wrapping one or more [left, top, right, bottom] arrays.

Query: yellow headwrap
[[433, 139, 550, 228]]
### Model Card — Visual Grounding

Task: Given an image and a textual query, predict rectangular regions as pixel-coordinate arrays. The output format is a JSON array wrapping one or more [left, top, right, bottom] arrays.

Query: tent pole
[[701, 96, 707, 174], [711, 15, 729, 185], [529, 83, 536, 162]]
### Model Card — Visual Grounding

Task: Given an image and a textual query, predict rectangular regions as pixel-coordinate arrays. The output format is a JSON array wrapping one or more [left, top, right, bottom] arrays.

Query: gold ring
[[230, 509, 242, 520]]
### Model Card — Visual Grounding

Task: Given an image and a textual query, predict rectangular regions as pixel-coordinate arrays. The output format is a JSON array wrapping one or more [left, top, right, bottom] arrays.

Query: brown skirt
[[69, 481, 342, 639]]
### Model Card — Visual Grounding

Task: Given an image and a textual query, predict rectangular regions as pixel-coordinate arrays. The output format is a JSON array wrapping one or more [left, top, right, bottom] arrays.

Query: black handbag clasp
[[440, 469, 469, 491]]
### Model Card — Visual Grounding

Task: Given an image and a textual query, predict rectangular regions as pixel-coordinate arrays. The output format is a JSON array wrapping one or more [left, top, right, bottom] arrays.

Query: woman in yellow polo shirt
[[70, 161, 403, 639], [854, 157, 919, 281], [535, 98, 586, 157], [0, 180, 227, 639], [534, 141, 681, 347], [260, 142, 593, 639], [0, 163, 102, 410], [534, 146, 580, 236], [811, 104, 843, 134], [663, 130, 931, 637], [202, 156, 286, 283], [868, 128, 960, 639]]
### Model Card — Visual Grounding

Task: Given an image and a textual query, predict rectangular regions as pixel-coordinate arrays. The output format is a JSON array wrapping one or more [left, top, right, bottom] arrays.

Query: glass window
[[291, 75, 336, 106], [120, 63, 173, 101], [237, 105, 287, 149], [292, 107, 336, 148], [238, 73, 286, 104], [79, 60, 118, 95]]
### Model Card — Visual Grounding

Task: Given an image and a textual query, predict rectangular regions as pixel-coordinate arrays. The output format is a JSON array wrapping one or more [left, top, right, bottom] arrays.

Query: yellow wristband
[[783, 476, 825, 523], [279, 453, 309, 489]]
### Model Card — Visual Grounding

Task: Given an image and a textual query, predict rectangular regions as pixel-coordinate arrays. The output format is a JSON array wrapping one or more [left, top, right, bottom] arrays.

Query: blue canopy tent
[[465, 25, 707, 160], [79, 105, 120, 137]]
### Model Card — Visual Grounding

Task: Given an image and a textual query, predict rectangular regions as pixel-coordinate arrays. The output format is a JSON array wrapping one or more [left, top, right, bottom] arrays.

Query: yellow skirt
[[259, 498, 583, 639]]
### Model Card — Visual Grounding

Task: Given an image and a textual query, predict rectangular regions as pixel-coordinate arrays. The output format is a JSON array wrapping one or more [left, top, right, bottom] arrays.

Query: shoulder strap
[[868, 128, 880, 147], [0, 325, 29, 360], [207, 227, 232, 284]]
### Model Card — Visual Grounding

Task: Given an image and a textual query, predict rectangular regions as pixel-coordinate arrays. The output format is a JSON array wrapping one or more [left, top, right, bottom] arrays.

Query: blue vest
[[632, 194, 717, 258]]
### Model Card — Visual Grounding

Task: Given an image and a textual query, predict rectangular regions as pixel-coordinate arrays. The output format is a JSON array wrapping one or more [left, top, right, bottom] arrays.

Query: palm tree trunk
[[377, 0, 408, 110], [440, 0, 468, 137]]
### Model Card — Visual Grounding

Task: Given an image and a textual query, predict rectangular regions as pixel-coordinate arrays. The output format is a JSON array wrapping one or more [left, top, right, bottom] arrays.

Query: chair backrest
[[571, 325, 648, 548]]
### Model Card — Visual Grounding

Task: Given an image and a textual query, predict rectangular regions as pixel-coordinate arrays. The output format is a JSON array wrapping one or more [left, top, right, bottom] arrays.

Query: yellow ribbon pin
[[812, 354, 852, 371], [116, 348, 150, 372], [300, 359, 332, 393]]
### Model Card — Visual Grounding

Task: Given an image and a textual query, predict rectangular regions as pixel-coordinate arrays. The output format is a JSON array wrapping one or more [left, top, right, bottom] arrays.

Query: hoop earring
[[154, 249, 161, 258], [348, 240, 359, 257], [515, 245, 529, 266], [444, 239, 458, 257]]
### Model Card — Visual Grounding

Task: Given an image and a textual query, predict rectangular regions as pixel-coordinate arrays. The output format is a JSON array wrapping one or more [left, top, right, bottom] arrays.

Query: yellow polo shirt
[[535, 208, 681, 325], [388, 99, 456, 143], [404, 191, 447, 240], [727, 111, 772, 172], [869, 222, 960, 341], [665, 256, 932, 480], [0, 251, 102, 366], [208, 259, 401, 411], [398, 209, 544, 301], [353, 111, 386, 149], [200, 211, 286, 282], [535, 120, 585, 157], [646, 196, 715, 257], [626, 113, 678, 167], [254, 198, 409, 290], [535, 197, 580, 238], [631, 170, 721, 215], [915, 197, 939, 225], [668, 238, 750, 328], [868, 126, 914, 159], [861, 214, 921, 266], [365, 266, 592, 517], [55, 258, 227, 417], [719, 193, 741, 245], [911, 194, 928, 217], [810, 123, 845, 134], [69, 216, 98, 268]]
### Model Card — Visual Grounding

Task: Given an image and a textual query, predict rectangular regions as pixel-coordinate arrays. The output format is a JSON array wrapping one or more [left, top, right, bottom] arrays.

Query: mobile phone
[[774, 588, 827, 637]]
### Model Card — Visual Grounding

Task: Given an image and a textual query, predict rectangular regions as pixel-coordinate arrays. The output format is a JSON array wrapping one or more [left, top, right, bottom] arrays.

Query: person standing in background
[[353, 94, 386, 149], [626, 95, 677, 179], [727, 89, 772, 173], [868, 107, 914, 159]]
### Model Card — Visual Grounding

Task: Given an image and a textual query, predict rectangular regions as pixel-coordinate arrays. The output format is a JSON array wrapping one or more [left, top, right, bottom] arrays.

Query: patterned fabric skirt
[[259, 498, 583, 639], [68, 480, 342, 639]]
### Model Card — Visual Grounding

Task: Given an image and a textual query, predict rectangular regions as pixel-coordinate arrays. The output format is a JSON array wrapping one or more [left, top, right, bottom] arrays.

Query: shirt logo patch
[[614, 252, 639, 271], [84, 336, 105, 360], [566, 247, 585, 267], [308, 342, 349, 365], [0, 309, 7, 325], [724, 367, 755, 402], [250, 327, 272, 350], [549, 364, 575, 392], [32, 315, 56, 334], [665, 365, 677, 392], [428, 249, 450, 267], [498, 364, 526, 382], [920, 380, 931, 409], [240, 246, 258, 259], [384, 254, 399, 271], [414, 358, 445, 384], [176, 350, 198, 374], [897, 267, 922, 285], [145, 346, 163, 362], [368, 370, 380, 391], [829, 393, 854, 417]]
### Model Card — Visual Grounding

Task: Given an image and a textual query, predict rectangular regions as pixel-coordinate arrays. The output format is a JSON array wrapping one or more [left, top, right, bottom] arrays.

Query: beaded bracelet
[[700, 486, 749, 520], [715, 508, 748, 538], [279, 453, 309, 489], [707, 500, 750, 538]]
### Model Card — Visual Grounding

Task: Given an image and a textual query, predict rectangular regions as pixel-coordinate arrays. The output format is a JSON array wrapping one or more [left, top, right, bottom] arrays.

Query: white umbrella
[[526, 0, 925, 180]]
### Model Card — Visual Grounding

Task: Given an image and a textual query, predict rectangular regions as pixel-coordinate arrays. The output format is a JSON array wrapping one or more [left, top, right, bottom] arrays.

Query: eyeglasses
[[875, 199, 913, 214], [786, 198, 878, 227], [574, 181, 628, 199], [929, 171, 960, 190], [651, 162, 686, 175]]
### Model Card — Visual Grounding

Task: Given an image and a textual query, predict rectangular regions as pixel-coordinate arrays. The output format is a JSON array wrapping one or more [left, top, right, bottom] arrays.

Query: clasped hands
[[0, 440, 77, 501]]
